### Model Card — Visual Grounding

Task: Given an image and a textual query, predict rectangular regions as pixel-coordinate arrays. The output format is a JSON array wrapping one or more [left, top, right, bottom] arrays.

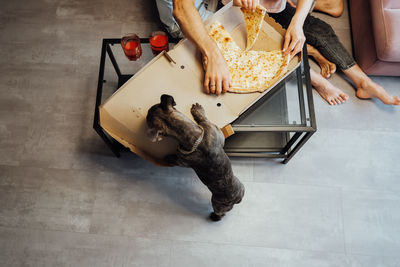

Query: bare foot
[[356, 79, 400, 105], [307, 44, 336, 78], [311, 69, 348, 105], [314, 0, 344, 17]]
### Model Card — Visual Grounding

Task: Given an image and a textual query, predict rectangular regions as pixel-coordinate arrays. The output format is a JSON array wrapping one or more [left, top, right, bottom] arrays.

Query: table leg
[[282, 131, 314, 164], [94, 126, 121, 158]]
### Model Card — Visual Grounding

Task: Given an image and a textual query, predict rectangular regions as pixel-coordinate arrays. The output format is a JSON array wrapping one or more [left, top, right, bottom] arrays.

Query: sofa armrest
[[370, 0, 400, 62]]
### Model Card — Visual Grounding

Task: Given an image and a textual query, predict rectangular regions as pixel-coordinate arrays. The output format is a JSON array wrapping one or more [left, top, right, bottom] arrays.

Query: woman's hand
[[283, 21, 305, 57], [233, 0, 260, 12]]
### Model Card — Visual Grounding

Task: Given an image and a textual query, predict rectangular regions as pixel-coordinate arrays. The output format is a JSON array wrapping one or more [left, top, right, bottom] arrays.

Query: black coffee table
[[94, 39, 316, 164]]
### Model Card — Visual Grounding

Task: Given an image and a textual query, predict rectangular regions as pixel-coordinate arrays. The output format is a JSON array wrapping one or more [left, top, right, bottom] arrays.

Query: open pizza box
[[99, 3, 301, 165]]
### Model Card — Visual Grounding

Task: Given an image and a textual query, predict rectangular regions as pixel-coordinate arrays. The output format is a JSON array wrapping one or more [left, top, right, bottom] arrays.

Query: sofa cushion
[[370, 0, 400, 62]]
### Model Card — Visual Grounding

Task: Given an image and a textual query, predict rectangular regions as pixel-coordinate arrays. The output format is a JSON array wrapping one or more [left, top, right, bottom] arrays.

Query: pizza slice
[[208, 20, 289, 93], [208, 21, 241, 52], [241, 5, 267, 51]]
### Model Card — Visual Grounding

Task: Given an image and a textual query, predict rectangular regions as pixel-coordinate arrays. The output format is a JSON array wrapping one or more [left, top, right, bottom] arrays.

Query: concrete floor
[[1, 0, 400, 266]]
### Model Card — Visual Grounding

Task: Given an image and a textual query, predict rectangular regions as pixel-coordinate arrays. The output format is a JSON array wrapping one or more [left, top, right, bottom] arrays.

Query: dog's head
[[146, 94, 177, 142]]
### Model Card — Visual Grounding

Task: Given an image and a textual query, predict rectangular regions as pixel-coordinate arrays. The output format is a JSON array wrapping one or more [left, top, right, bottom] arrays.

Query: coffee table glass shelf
[[94, 39, 316, 164]]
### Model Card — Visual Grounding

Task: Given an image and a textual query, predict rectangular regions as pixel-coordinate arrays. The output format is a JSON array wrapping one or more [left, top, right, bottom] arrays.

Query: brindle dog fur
[[146, 94, 245, 221]]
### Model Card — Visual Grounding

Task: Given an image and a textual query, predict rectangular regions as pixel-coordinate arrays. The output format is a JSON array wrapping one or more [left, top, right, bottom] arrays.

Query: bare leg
[[314, 0, 344, 17], [287, 0, 344, 17], [310, 68, 348, 105], [307, 44, 336, 78], [343, 65, 400, 105]]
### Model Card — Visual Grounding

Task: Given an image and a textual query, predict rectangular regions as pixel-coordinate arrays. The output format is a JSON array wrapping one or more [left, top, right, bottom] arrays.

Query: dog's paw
[[209, 212, 223, 222], [191, 103, 205, 114]]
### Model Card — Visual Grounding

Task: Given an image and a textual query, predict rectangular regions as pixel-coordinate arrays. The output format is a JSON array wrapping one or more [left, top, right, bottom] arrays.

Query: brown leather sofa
[[350, 0, 400, 76]]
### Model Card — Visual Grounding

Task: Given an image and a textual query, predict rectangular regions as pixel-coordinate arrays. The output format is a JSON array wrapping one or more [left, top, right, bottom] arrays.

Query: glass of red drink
[[149, 31, 169, 56], [121, 33, 142, 61]]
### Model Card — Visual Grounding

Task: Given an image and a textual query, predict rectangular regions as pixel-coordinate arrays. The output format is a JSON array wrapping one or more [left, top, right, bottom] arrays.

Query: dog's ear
[[160, 94, 176, 111]]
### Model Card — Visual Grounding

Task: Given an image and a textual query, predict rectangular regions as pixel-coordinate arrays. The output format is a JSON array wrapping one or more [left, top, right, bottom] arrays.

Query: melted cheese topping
[[208, 21, 287, 92], [242, 5, 267, 50]]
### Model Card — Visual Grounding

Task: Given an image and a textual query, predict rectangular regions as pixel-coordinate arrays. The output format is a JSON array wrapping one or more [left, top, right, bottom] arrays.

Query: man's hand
[[202, 45, 231, 95], [233, 0, 260, 12], [173, 0, 232, 95]]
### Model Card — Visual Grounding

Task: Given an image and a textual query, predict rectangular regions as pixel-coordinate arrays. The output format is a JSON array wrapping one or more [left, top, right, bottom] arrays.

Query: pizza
[[242, 5, 267, 51], [208, 21, 241, 53], [208, 21, 289, 93]]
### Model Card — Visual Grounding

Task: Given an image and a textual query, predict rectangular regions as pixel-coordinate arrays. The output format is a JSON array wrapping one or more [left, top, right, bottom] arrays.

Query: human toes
[[329, 63, 337, 74], [321, 66, 331, 78], [393, 96, 400, 105], [334, 96, 344, 105], [339, 93, 349, 101], [327, 97, 336, 105]]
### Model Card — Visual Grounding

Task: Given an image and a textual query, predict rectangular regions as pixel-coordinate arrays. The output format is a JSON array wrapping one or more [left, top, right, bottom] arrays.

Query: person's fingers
[[210, 85, 216, 94], [204, 76, 210, 94], [209, 79, 216, 94], [243, 0, 249, 9], [222, 78, 230, 93], [251, 0, 256, 11], [290, 41, 302, 57], [215, 78, 222, 95], [287, 38, 298, 55], [283, 34, 291, 55], [233, 0, 242, 7]]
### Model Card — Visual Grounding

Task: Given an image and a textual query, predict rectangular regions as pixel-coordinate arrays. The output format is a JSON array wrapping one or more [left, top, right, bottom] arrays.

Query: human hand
[[202, 47, 231, 95], [283, 22, 305, 58], [233, 0, 260, 12]]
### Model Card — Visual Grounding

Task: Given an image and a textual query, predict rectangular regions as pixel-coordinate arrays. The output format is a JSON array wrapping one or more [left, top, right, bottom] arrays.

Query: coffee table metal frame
[[93, 38, 316, 164]]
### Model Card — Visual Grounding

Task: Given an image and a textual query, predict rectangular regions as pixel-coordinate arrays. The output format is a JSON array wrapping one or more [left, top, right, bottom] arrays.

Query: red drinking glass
[[121, 34, 142, 61], [149, 31, 169, 56]]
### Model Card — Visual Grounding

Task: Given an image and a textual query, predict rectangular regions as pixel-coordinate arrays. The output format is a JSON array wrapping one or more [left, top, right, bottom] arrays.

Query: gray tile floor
[[1, 0, 400, 266]]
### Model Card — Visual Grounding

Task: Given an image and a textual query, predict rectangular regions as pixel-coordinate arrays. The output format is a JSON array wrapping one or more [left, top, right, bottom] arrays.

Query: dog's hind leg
[[191, 103, 208, 123], [210, 195, 235, 221], [209, 212, 224, 221]]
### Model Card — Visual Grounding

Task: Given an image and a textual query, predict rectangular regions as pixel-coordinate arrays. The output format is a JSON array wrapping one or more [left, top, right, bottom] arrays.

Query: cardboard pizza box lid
[[99, 3, 301, 165]]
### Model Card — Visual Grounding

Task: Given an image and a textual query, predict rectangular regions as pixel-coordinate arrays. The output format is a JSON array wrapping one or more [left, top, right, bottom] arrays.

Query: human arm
[[173, 0, 230, 94], [282, 0, 314, 57]]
